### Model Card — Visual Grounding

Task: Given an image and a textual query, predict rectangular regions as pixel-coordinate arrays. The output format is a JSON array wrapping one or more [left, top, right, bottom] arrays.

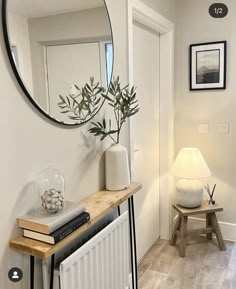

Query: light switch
[[198, 123, 209, 134], [217, 123, 229, 134], [134, 145, 140, 153]]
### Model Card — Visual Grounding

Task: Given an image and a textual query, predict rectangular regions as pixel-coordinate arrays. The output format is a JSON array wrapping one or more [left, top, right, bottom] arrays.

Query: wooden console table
[[170, 201, 226, 258], [10, 182, 142, 289]]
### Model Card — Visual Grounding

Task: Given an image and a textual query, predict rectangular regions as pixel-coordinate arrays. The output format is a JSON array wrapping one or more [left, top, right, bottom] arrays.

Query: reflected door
[[46, 42, 103, 122], [133, 23, 160, 261]]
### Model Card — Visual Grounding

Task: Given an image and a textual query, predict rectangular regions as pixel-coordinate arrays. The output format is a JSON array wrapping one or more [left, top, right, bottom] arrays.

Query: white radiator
[[59, 211, 130, 289]]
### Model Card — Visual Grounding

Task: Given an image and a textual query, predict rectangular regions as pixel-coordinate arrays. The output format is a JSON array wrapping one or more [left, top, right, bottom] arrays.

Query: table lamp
[[170, 147, 211, 208]]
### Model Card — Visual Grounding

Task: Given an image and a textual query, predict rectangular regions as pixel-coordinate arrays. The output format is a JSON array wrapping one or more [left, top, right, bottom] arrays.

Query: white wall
[[141, 0, 176, 21], [175, 0, 236, 232], [8, 12, 33, 93], [0, 0, 128, 288]]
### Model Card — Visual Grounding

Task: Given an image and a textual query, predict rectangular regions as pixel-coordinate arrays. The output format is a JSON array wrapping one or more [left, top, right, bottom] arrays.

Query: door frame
[[126, 0, 174, 239]]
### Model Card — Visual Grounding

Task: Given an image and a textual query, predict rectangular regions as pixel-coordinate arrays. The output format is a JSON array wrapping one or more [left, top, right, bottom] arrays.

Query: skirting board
[[173, 215, 236, 242]]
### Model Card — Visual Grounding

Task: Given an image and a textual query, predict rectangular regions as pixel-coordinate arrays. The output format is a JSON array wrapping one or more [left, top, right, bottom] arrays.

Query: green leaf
[[91, 127, 101, 133], [103, 119, 106, 129], [131, 104, 139, 111], [66, 96, 71, 106], [97, 87, 104, 94], [127, 109, 139, 117], [107, 130, 118, 135], [85, 83, 92, 92], [59, 95, 66, 102], [94, 131, 103, 136], [58, 106, 68, 109], [61, 110, 71, 114], [102, 93, 113, 102], [110, 81, 115, 91], [69, 116, 81, 120], [95, 97, 101, 105], [101, 134, 108, 141]]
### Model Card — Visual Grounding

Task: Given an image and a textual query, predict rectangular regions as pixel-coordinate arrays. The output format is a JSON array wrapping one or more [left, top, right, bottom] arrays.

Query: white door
[[133, 22, 160, 261], [46, 42, 102, 122]]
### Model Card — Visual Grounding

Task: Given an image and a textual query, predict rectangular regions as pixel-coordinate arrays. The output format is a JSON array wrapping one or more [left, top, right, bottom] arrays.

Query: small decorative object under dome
[[41, 189, 64, 213], [170, 148, 211, 208], [36, 166, 65, 213]]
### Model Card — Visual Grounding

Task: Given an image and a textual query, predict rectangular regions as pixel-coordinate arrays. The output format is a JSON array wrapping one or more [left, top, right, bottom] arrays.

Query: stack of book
[[18, 201, 90, 245]]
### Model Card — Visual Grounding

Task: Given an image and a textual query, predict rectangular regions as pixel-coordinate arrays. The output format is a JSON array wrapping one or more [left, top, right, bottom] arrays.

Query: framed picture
[[190, 41, 227, 90]]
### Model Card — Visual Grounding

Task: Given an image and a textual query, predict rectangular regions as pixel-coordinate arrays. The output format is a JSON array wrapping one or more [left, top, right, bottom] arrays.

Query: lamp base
[[176, 179, 203, 208]]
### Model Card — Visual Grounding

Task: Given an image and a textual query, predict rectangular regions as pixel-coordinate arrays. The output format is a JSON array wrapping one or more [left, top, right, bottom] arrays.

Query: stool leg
[[170, 215, 181, 246], [210, 213, 226, 251], [206, 213, 212, 240], [179, 216, 188, 258]]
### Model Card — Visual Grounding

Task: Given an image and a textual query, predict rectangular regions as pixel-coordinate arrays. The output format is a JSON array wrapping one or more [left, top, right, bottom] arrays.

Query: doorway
[[128, 0, 174, 262], [133, 22, 160, 261]]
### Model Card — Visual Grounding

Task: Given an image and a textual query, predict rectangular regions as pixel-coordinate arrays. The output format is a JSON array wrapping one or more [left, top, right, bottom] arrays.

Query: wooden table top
[[173, 200, 223, 216], [10, 182, 142, 259]]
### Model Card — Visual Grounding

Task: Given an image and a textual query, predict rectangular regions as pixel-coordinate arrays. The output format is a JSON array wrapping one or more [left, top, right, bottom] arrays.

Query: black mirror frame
[[1, 0, 114, 126]]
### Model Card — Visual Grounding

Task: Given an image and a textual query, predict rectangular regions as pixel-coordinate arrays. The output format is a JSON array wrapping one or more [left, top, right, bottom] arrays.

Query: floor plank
[[138, 238, 236, 289]]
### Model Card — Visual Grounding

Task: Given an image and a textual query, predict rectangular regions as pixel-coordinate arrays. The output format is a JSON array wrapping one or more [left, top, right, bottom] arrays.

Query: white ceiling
[[8, 0, 104, 18]]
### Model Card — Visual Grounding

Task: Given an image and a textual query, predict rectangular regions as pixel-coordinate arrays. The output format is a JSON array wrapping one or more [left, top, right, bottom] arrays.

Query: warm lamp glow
[[171, 148, 211, 179]]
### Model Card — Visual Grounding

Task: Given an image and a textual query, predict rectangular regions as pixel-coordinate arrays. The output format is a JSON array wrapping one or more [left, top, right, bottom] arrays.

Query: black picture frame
[[190, 41, 227, 91]]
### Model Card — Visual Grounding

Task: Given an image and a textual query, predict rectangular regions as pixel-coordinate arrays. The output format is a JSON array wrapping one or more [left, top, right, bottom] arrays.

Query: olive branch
[[57, 77, 105, 122], [58, 76, 139, 143], [89, 76, 139, 143]]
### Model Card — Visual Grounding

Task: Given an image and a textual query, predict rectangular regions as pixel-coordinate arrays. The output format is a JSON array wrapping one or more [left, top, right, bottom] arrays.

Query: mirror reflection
[[6, 0, 113, 124]]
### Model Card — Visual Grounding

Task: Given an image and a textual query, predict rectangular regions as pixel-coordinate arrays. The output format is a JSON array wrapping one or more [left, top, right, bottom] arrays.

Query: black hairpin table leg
[[117, 205, 121, 216], [50, 254, 55, 289], [128, 196, 138, 289], [131, 196, 138, 288], [128, 198, 135, 289], [30, 255, 34, 289]]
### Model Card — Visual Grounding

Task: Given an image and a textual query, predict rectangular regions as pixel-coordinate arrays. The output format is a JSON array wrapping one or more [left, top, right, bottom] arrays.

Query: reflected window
[[105, 43, 113, 87], [11, 46, 19, 69]]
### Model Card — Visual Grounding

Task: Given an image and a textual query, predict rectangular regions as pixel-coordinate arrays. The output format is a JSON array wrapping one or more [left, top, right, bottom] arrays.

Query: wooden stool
[[170, 200, 226, 258]]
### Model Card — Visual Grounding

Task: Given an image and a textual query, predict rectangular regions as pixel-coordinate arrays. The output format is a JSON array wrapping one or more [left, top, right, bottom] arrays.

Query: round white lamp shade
[[171, 148, 211, 208]]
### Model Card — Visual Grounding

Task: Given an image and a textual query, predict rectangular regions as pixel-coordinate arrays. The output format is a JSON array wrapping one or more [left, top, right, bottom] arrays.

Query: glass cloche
[[36, 166, 65, 214]]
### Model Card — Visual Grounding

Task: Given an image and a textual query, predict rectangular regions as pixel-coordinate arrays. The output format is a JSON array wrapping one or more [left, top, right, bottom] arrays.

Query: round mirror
[[2, 0, 113, 125]]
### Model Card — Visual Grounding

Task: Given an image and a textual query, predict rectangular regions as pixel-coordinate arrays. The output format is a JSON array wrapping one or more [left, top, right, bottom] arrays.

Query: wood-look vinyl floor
[[138, 236, 236, 289]]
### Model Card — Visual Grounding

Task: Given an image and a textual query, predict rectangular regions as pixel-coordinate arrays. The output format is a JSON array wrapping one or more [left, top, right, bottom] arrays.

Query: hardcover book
[[18, 201, 85, 234], [23, 212, 90, 244]]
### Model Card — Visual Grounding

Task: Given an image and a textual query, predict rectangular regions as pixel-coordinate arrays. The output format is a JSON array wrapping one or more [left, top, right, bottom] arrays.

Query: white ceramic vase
[[105, 143, 130, 191]]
